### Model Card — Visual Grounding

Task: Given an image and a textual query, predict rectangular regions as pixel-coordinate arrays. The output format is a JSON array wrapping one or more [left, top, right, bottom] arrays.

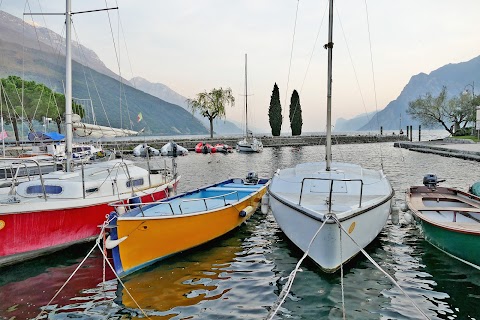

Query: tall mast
[[65, 0, 73, 172], [325, 0, 334, 171], [244, 53, 248, 137]]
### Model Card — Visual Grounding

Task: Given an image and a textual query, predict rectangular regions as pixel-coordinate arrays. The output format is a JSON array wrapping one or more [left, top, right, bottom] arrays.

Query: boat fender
[[390, 206, 400, 225], [239, 205, 254, 217], [403, 211, 413, 225], [115, 205, 126, 215], [105, 235, 128, 249], [128, 195, 142, 210], [261, 194, 270, 214], [399, 202, 409, 212]]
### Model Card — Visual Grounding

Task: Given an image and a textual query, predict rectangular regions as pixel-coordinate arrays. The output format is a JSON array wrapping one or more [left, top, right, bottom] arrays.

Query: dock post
[[380, 126, 383, 135], [419, 125, 421, 141], [410, 126, 413, 141], [406, 126, 409, 140]]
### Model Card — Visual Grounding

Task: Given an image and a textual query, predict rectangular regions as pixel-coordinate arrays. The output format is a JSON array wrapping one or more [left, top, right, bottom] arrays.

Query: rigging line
[[334, 6, 370, 125], [70, 21, 115, 132], [35, 0, 63, 59], [283, 0, 300, 130], [103, 0, 124, 129], [363, 0, 385, 169], [289, 0, 329, 129], [24, 1, 67, 129]]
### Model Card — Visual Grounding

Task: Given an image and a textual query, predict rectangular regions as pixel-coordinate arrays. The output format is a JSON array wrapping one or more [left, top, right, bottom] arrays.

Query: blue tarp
[[28, 131, 65, 141]]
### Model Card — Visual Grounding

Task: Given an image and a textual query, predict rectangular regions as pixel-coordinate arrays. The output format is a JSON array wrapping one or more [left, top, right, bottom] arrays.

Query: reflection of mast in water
[[117, 237, 240, 313]]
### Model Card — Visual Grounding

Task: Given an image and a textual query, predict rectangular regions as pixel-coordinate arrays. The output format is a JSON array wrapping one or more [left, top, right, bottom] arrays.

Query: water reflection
[[117, 237, 239, 316], [2, 135, 480, 319]]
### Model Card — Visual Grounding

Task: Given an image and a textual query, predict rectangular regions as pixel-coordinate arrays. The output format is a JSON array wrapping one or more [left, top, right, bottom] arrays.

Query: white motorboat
[[267, 0, 394, 272]]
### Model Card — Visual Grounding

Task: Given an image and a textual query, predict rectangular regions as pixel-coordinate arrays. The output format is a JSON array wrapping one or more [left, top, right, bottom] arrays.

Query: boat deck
[[408, 186, 480, 232], [131, 181, 265, 217], [275, 191, 385, 214]]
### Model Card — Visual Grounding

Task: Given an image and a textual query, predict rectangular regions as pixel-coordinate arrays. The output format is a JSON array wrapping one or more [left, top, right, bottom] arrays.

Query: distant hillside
[[0, 10, 208, 135], [359, 55, 480, 130], [131, 77, 243, 134], [334, 111, 376, 132]]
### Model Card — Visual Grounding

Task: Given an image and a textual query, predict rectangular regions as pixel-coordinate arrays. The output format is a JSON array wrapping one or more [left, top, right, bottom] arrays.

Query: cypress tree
[[268, 83, 282, 136], [289, 89, 303, 136]]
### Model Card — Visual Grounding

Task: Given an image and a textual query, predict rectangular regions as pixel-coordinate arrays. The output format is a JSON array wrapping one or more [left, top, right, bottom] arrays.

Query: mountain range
[[0, 10, 209, 136], [336, 55, 480, 131]]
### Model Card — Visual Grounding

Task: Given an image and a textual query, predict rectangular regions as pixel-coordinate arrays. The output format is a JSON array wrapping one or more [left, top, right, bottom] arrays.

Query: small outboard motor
[[172, 143, 178, 158], [423, 173, 445, 190], [245, 171, 259, 184]]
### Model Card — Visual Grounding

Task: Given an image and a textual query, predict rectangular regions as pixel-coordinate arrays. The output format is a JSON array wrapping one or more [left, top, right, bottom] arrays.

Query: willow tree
[[187, 87, 235, 138], [289, 89, 302, 136], [408, 86, 478, 135], [268, 83, 282, 136]]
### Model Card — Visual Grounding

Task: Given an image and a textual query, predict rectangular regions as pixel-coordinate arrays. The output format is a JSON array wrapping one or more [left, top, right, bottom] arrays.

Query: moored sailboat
[[267, 0, 394, 272], [236, 54, 263, 153], [0, 1, 179, 267]]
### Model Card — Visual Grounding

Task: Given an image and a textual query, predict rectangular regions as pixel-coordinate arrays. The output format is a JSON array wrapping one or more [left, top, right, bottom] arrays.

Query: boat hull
[[269, 191, 392, 272], [418, 218, 480, 268], [0, 179, 178, 267], [406, 185, 480, 269], [268, 161, 394, 272], [109, 179, 269, 277]]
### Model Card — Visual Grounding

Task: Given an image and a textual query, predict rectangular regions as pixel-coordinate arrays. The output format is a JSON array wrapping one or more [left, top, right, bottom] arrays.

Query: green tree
[[0, 76, 84, 140], [289, 89, 302, 136], [408, 86, 478, 135], [268, 83, 282, 136], [187, 87, 235, 138]]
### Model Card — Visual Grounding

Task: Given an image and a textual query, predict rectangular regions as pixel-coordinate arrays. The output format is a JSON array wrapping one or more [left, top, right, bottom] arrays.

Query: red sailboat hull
[[0, 182, 177, 266]]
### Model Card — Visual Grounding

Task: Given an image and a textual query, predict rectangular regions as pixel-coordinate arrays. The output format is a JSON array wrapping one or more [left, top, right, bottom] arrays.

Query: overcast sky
[[2, 0, 479, 133]]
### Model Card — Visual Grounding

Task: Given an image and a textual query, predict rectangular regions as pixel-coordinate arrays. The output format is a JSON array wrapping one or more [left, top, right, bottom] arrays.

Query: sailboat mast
[[325, 0, 334, 171], [245, 53, 248, 137], [65, 0, 73, 172]]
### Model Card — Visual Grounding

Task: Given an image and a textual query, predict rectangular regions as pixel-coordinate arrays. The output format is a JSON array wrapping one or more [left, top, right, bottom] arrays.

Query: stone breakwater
[[394, 140, 480, 162], [100, 134, 408, 152]]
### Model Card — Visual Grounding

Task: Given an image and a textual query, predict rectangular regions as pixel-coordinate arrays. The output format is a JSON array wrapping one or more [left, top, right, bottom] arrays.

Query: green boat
[[406, 175, 480, 270]]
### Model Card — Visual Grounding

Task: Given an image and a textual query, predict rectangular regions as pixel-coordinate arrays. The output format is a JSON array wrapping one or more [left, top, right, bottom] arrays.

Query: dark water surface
[[1, 138, 480, 319]]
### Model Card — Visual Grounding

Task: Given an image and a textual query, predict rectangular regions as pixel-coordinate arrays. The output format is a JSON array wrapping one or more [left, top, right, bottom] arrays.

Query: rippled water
[[2, 134, 480, 319]]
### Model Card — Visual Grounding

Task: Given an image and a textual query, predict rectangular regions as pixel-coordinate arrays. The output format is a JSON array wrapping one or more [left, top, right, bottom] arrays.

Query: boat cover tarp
[[28, 131, 65, 141]]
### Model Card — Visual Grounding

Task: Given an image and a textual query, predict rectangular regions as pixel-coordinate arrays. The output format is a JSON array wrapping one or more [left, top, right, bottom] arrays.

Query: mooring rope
[[329, 215, 430, 320], [266, 213, 430, 320], [265, 216, 330, 320], [34, 218, 151, 319]]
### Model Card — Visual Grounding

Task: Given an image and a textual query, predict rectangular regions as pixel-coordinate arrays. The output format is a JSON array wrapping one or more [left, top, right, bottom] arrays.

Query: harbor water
[[1, 133, 480, 319]]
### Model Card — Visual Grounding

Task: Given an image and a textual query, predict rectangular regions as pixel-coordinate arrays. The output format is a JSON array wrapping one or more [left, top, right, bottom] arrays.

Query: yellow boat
[[106, 172, 270, 277]]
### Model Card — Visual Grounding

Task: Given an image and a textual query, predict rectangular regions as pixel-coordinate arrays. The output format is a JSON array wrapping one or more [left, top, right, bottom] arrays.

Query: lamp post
[[463, 82, 475, 136]]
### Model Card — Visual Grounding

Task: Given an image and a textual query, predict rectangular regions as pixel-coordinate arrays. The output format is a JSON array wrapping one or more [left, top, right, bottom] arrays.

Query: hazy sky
[[2, 0, 479, 133]]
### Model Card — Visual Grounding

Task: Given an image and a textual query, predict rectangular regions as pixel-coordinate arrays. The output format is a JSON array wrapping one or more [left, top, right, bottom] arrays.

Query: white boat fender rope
[[239, 205, 254, 217], [391, 205, 400, 225], [105, 235, 128, 249], [261, 193, 270, 214]]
